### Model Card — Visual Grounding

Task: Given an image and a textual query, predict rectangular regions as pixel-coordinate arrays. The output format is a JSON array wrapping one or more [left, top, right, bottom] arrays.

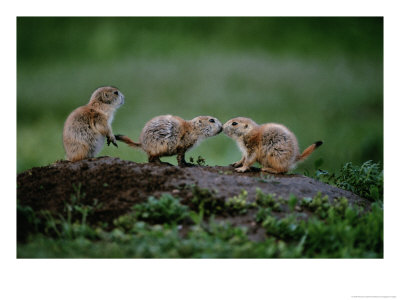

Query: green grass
[[17, 161, 383, 258], [17, 17, 382, 174], [124, 193, 189, 225], [315, 160, 384, 202]]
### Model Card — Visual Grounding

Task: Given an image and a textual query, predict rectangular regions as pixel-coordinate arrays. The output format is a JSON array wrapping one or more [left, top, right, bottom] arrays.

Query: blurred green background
[[17, 17, 383, 174]]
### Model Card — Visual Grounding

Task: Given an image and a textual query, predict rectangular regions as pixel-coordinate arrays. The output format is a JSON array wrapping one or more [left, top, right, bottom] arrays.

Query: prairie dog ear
[[244, 124, 248, 129], [101, 91, 114, 104], [102, 91, 109, 99]]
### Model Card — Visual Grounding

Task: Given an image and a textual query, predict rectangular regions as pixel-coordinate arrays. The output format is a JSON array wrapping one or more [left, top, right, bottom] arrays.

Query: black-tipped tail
[[297, 141, 323, 162], [315, 141, 323, 148]]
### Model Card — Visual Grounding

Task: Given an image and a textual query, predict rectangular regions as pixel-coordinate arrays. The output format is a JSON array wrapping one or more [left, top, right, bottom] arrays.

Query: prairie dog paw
[[231, 161, 243, 168], [235, 166, 249, 173], [107, 135, 118, 147]]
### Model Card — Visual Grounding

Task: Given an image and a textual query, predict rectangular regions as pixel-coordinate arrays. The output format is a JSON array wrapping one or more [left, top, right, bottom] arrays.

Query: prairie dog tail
[[115, 134, 142, 148], [297, 141, 323, 162]]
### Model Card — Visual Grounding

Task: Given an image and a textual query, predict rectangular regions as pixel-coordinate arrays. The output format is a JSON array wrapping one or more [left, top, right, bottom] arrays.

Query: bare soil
[[17, 156, 369, 241]]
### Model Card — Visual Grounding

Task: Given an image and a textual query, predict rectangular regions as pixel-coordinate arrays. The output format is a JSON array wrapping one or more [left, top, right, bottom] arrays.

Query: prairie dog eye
[[114, 91, 119, 95], [232, 122, 238, 126], [209, 119, 215, 123]]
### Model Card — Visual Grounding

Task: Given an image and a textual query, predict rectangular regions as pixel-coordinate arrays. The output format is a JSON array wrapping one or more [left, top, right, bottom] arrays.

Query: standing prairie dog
[[116, 115, 222, 166], [63, 86, 125, 162], [223, 117, 322, 174]]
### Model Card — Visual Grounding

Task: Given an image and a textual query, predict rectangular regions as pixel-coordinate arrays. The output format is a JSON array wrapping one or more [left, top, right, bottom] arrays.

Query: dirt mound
[[17, 156, 368, 241]]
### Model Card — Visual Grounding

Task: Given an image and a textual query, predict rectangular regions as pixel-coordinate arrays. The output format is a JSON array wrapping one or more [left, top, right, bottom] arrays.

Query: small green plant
[[255, 207, 271, 223], [332, 197, 349, 217], [288, 195, 298, 212], [113, 213, 137, 232], [133, 193, 189, 224], [257, 200, 382, 257], [261, 214, 303, 240], [314, 169, 331, 181], [190, 185, 225, 216], [41, 206, 99, 240], [313, 160, 383, 202], [66, 184, 101, 227], [333, 161, 383, 201], [35, 184, 102, 240], [189, 156, 206, 166], [301, 192, 330, 218], [226, 190, 250, 215], [302, 202, 382, 257], [196, 156, 206, 166], [204, 219, 249, 243], [255, 188, 282, 211], [188, 207, 204, 226], [70, 182, 86, 203], [255, 188, 275, 206]]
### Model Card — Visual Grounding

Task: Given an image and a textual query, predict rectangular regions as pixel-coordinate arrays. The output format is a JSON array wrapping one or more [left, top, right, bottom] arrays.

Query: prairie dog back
[[140, 115, 186, 157], [116, 114, 222, 166], [223, 117, 322, 173], [258, 123, 300, 169]]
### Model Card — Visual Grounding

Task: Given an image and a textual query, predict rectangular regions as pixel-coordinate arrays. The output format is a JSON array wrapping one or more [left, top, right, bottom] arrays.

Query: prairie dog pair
[[223, 117, 322, 174], [63, 86, 124, 162], [116, 115, 222, 167]]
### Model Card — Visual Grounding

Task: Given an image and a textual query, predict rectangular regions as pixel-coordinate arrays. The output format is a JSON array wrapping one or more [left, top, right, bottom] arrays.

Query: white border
[[3, 1, 399, 300]]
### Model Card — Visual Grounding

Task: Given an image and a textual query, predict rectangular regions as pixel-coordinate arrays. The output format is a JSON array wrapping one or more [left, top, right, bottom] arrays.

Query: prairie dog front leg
[[235, 152, 256, 173], [231, 155, 245, 168], [93, 118, 117, 147]]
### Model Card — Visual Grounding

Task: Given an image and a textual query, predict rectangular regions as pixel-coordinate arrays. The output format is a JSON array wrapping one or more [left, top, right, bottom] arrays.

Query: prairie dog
[[223, 117, 322, 174], [63, 86, 125, 162], [116, 115, 222, 166]]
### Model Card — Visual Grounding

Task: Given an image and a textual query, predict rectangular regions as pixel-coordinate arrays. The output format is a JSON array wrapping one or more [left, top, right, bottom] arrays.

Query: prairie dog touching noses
[[223, 117, 322, 174], [116, 115, 222, 167], [63, 86, 125, 162]]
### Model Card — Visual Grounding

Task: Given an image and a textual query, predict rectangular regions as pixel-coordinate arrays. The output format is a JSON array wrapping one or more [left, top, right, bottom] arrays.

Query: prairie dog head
[[223, 117, 258, 139], [191, 116, 223, 138], [89, 86, 125, 108]]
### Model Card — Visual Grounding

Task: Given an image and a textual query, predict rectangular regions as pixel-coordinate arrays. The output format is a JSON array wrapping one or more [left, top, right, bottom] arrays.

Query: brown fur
[[63, 86, 125, 162], [116, 115, 222, 167], [223, 117, 322, 174]]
